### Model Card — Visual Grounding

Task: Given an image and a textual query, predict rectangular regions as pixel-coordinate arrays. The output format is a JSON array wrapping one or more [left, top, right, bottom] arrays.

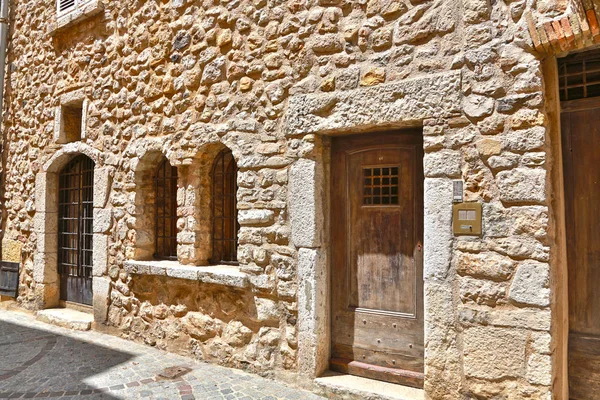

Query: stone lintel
[[284, 71, 462, 136], [124, 260, 250, 289]]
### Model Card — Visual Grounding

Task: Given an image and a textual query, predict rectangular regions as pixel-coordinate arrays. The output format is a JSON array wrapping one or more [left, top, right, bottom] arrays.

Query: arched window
[[154, 158, 178, 260], [211, 149, 238, 265]]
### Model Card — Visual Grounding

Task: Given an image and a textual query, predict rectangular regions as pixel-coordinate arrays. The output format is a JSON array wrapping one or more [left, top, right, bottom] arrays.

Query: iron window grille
[[211, 149, 239, 265], [154, 159, 178, 260], [558, 50, 600, 102], [58, 155, 94, 285]]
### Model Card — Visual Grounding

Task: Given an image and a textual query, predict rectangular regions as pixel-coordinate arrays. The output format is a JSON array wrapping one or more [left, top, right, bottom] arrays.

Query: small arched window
[[154, 158, 178, 260], [211, 148, 238, 265]]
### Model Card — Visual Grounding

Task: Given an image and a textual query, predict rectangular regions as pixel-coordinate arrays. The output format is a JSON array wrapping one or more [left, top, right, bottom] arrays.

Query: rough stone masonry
[[0, 0, 586, 398]]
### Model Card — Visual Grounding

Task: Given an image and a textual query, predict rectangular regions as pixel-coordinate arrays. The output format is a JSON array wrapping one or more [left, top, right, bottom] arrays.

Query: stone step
[[36, 308, 93, 331], [314, 373, 424, 400]]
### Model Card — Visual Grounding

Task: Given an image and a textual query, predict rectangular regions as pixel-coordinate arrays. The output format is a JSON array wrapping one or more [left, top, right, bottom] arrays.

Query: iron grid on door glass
[[58, 155, 94, 281], [154, 159, 178, 260], [558, 50, 600, 101], [211, 149, 239, 265]]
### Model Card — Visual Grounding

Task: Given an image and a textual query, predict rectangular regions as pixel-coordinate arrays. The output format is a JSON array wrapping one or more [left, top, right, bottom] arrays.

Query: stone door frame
[[285, 71, 466, 389], [33, 142, 112, 323]]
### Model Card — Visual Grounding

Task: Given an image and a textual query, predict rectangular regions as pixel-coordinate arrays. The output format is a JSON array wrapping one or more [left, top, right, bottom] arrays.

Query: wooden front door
[[330, 130, 424, 387], [563, 104, 600, 399], [58, 155, 94, 306]]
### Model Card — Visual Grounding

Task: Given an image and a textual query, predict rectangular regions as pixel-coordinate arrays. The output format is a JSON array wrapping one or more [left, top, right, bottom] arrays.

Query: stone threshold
[[314, 372, 424, 400], [124, 260, 250, 289], [36, 308, 94, 331]]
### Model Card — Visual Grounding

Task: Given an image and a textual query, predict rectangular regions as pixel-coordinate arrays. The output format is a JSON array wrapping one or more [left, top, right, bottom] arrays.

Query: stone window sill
[[47, 0, 104, 37], [123, 260, 250, 289]]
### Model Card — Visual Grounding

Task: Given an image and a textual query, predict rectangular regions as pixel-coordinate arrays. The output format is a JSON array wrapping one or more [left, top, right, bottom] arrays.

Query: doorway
[[559, 50, 600, 399], [330, 130, 424, 388], [58, 155, 94, 306]]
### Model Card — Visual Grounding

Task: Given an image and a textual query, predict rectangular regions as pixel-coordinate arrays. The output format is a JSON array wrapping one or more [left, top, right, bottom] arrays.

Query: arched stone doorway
[[57, 154, 94, 305]]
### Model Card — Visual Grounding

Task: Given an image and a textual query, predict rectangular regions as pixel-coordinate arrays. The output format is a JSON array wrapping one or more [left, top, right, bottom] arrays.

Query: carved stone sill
[[124, 260, 250, 289], [47, 0, 104, 37]]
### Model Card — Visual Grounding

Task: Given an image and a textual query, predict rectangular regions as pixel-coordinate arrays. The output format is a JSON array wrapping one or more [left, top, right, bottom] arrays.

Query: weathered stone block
[[424, 179, 453, 280], [238, 210, 275, 226], [496, 168, 546, 204], [464, 326, 526, 380], [284, 71, 462, 136], [289, 159, 324, 248], [508, 262, 550, 307], [92, 234, 108, 277], [456, 251, 514, 280], [254, 298, 279, 322], [527, 353, 552, 386], [424, 150, 461, 178], [93, 276, 111, 324], [94, 167, 114, 209], [93, 208, 113, 233]]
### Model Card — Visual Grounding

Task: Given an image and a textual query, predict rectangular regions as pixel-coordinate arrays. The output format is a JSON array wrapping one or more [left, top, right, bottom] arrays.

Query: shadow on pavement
[[0, 318, 136, 398]]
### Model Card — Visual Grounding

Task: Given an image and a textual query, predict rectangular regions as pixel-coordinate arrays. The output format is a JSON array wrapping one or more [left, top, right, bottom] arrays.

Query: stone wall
[[0, 0, 563, 397]]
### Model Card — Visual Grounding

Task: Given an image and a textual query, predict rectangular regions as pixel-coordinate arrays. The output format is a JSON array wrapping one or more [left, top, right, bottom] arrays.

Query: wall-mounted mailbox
[[452, 202, 482, 236]]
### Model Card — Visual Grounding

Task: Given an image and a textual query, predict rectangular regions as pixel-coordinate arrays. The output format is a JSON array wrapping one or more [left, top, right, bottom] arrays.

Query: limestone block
[[459, 276, 507, 306], [486, 308, 551, 331], [424, 281, 463, 397], [92, 276, 111, 324], [35, 172, 57, 212], [92, 234, 108, 277], [238, 210, 275, 226], [254, 298, 279, 322], [424, 150, 461, 178], [183, 313, 222, 340], [475, 138, 502, 158], [531, 332, 552, 354], [423, 178, 453, 280], [456, 251, 514, 280], [2, 240, 22, 263], [463, 94, 494, 119], [94, 167, 114, 208], [502, 127, 545, 152], [289, 159, 324, 248], [496, 168, 546, 204], [36, 232, 58, 254], [297, 247, 329, 378], [527, 353, 552, 386], [33, 252, 58, 284], [93, 208, 113, 233], [508, 262, 550, 307], [284, 71, 462, 136], [33, 212, 58, 234], [223, 320, 253, 347], [488, 236, 550, 262], [464, 326, 526, 380], [166, 264, 200, 280]]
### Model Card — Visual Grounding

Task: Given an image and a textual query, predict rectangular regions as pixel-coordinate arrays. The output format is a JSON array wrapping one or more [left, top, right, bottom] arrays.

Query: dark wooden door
[[330, 130, 424, 388], [58, 155, 94, 306], [562, 105, 600, 399]]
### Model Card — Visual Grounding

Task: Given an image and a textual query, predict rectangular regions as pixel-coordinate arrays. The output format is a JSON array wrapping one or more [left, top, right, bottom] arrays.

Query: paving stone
[[0, 311, 323, 400]]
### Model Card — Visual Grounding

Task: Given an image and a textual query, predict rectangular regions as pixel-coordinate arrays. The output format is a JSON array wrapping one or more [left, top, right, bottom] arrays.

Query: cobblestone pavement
[[0, 310, 324, 399]]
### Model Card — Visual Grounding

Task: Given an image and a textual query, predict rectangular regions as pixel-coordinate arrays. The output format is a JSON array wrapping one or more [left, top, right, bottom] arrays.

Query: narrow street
[[0, 310, 323, 399]]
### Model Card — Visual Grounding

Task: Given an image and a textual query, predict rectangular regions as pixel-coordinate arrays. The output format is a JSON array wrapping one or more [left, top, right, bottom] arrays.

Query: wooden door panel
[[562, 107, 600, 399], [331, 130, 424, 387]]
